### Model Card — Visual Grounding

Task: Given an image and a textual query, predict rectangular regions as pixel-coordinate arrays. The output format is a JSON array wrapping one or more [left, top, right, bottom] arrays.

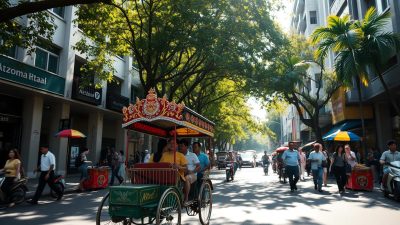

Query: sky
[[247, 1, 293, 121]]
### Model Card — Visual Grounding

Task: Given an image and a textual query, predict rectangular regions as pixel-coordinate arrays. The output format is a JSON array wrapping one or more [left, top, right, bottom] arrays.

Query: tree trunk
[[376, 67, 400, 116], [313, 120, 323, 146], [356, 77, 367, 155]]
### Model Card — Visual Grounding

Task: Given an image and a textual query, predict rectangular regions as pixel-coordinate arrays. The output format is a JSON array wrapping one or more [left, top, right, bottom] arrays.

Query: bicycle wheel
[[96, 192, 131, 225], [198, 182, 212, 225], [156, 188, 181, 225]]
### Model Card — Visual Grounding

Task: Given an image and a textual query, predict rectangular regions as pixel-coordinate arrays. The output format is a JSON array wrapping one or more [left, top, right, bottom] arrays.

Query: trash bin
[[83, 166, 110, 190]]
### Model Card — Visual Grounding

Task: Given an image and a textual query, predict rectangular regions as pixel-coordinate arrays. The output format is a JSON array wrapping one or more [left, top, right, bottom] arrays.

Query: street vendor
[[380, 140, 400, 190], [344, 144, 357, 168]]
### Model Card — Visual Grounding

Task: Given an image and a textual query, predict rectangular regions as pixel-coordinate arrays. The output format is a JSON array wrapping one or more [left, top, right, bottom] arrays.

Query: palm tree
[[310, 13, 367, 150], [311, 7, 400, 150], [356, 8, 400, 115]]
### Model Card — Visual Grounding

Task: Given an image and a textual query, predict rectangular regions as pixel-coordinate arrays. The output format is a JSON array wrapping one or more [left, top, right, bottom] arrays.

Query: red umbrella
[[275, 146, 289, 153], [55, 129, 86, 138]]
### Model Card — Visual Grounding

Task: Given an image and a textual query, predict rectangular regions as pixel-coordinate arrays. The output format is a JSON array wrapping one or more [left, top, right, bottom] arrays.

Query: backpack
[[75, 154, 83, 168]]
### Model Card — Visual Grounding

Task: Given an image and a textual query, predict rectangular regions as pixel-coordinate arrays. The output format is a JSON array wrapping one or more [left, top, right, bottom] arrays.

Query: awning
[[322, 120, 361, 139]]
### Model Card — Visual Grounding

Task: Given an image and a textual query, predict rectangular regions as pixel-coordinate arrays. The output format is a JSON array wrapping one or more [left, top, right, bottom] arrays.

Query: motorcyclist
[[225, 151, 237, 174], [380, 140, 400, 190], [262, 151, 270, 166]]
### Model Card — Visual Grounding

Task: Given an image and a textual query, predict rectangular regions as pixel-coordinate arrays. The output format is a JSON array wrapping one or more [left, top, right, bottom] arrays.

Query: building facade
[[284, 0, 400, 157], [0, 6, 153, 177]]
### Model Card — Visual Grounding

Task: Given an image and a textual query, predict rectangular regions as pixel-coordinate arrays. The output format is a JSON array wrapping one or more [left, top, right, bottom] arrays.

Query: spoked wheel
[[50, 182, 64, 199], [10, 187, 26, 205], [96, 192, 131, 225], [156, 188, 181, 225], [198, 182, 212, 225]]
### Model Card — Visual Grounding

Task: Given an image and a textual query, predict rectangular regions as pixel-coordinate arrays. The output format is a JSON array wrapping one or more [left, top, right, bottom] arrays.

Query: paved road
[[0, 167, 399, 225]]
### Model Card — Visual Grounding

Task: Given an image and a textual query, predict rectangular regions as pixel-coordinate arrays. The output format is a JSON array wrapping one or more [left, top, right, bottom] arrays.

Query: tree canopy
[[74, 0, 286, 100]]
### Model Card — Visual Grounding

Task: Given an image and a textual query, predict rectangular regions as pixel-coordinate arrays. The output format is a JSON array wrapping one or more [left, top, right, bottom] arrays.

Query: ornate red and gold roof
[[122, 88, 215, 138]]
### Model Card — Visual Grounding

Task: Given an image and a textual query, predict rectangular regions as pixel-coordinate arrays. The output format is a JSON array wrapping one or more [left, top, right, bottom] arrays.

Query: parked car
[[216, 151, 228, 170]]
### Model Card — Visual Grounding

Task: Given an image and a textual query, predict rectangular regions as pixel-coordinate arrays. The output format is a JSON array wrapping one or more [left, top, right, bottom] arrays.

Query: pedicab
[[96, 88, 214, 225]]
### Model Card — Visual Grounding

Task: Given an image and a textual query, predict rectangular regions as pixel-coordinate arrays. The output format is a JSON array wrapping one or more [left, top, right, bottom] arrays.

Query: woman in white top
[[344, 144, 357, 168]]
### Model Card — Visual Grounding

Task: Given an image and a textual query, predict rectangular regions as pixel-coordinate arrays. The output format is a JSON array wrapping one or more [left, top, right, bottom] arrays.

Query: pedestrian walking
[[322, 148, 329, 186], [344, 144, 357, 169], [27, 145, 63, 204], [281, 141, 301, 192], [330, 145, 347, 193], [109, 149, 123, 186], [308, 143, 326, 193], [76, 147, 92, 192], [299, 147, 306, 181]]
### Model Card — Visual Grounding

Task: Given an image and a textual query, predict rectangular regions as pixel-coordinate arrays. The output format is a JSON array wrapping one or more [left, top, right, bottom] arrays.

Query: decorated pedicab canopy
[[122, 88, 215, 138]]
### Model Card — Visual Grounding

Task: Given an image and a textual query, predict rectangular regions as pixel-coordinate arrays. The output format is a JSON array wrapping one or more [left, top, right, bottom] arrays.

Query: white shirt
[[144, 153, 151, 163], [41, 151, 56, 171], [185, 151, 200, 175]]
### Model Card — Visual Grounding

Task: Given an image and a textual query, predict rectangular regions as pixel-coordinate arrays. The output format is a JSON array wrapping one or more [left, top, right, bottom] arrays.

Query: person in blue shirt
[[192, 142, 210, 180], [308, 143, 326, 192], [281, 142, 301, 192]]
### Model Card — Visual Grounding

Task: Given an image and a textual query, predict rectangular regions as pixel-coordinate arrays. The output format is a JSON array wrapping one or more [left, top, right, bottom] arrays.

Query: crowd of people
[[270, 140, 400, 194]]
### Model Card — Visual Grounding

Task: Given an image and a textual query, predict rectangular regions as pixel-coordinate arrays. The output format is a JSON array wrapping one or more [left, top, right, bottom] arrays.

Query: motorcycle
[[382, 161, 400, 201], [225, 161, 235, 182], [0, 172, 28, 206], [263, 163, 269, 175], [50, 174, 65, 199]]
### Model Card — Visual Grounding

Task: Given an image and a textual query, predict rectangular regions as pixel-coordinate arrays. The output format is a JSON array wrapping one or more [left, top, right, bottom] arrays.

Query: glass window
[[48, 54, 59, 74], [52, 7, 64, 18], [381, 0, 389, 10], [35, 47, 59, 74], [35, 49, 47, 70], [5, 45, 17, 58], [310, 11, 317, 24]]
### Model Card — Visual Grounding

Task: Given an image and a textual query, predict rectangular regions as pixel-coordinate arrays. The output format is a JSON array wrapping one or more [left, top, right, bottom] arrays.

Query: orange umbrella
[[55, 129, 86, 138]]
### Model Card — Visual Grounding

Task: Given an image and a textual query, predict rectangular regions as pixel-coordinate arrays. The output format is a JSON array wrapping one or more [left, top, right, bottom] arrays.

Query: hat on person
[[145, 149, 149, 153]]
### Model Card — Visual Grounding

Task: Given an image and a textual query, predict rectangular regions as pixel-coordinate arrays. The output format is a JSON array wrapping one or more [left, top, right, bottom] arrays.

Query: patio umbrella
[[275, 146, 289, 153], [323, 131, 360, 142], [55, 129, 86, 138]]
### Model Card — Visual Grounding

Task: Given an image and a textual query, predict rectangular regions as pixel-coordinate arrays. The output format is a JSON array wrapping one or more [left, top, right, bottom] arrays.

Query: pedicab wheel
[[156, 188, 181, 225], [198, 181, 212, 225], [96, 192, 131, 225]]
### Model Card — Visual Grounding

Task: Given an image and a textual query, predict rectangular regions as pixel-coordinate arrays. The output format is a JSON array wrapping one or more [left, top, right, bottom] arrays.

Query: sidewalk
[[25, 174, 81, 199]]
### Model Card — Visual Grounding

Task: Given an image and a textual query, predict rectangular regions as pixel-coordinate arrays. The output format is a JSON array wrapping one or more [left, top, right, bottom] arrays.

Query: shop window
[[51, 7, 65, 18], [310, 11, 317, 24], [35, 47, 59, 74]]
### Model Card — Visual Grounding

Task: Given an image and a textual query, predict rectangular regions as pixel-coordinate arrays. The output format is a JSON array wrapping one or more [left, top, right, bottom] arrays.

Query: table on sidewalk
[[83, 166, 110, 190], [346, 167, 374, 191]]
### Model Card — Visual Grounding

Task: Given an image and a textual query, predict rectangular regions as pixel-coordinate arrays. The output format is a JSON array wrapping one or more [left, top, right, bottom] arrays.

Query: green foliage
[[0, 1, 55, 55], [74, 0, 285, 98]]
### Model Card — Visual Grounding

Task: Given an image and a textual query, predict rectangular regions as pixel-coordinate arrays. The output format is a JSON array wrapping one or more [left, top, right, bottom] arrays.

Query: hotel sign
[[0, 55, 65, 95]]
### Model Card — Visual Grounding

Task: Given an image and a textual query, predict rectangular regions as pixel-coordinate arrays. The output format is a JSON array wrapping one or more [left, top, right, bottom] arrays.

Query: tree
[[0, 0, 113, 23], [248, 35, 342, 144], [311, 7, 400, 148], [74, 0, 285, 101]]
